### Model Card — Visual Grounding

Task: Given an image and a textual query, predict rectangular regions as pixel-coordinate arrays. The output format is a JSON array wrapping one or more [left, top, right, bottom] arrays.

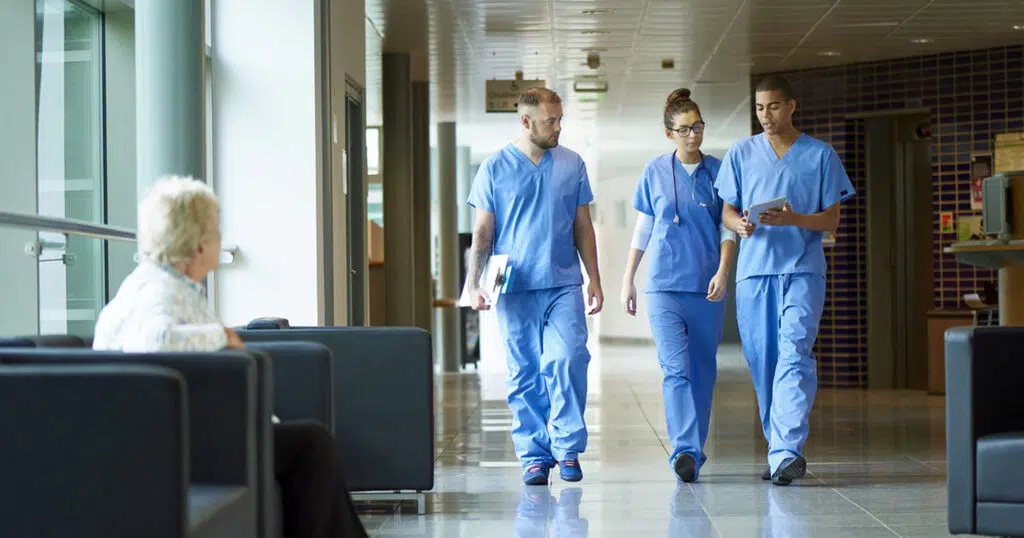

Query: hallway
[[361, 343, 964, 537]]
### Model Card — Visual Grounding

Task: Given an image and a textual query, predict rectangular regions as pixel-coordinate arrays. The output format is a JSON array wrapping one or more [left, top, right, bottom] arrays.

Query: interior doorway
[[345, 80, 368, 326], [862, 111, 934, 390]]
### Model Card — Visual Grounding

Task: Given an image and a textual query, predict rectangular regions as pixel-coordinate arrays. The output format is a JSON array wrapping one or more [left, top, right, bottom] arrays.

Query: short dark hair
[[755, 75, 795, 101], [663, 88, 702, 130], [518, 87, 561, 109]]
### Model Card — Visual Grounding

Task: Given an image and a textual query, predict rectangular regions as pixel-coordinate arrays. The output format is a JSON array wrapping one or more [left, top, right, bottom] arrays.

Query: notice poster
[[940, 211, 955, 234], [970, 153, 992, 211], [958, 215, 985, 242]]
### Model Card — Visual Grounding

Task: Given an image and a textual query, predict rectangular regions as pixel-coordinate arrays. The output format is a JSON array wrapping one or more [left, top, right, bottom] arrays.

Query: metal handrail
[[0, 210, 239, 266], [0, 210, 136, 242]]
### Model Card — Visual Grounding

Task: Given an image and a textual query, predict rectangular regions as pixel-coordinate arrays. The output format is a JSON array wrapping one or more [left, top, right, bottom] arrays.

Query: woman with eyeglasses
[[620, 88, 737, 483]]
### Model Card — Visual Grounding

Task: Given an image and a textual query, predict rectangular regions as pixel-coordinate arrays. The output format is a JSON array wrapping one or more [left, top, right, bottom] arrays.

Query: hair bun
[[667, 88, 692, 106]]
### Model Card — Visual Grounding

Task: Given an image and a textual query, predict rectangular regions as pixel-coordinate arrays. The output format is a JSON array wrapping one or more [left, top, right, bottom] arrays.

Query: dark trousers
[[274, 421, 368, 538]]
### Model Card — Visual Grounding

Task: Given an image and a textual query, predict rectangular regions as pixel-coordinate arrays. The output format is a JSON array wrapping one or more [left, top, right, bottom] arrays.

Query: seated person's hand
[[224, 327, 245, 349]]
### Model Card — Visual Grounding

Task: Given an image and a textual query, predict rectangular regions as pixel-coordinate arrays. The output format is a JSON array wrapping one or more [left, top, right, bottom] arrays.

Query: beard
[[530, 132, 559, 149]]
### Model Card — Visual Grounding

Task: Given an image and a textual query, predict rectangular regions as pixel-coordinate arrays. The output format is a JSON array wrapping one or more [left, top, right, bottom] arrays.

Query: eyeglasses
[[668, 121, 706, 137]]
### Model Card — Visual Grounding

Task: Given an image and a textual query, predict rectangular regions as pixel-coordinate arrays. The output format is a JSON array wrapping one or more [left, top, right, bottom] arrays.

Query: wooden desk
[[432, 298, 456, 309], [944, 241, 1024, 326]]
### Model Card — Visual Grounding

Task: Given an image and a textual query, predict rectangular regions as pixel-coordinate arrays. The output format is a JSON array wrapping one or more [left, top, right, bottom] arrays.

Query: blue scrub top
[[467, 144, 594, 293], [715, 133, 856, 282], [633, 152, 724, 294]]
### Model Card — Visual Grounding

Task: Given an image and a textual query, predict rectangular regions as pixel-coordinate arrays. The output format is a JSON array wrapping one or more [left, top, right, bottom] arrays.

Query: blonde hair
[[137, 175, 220, 265]]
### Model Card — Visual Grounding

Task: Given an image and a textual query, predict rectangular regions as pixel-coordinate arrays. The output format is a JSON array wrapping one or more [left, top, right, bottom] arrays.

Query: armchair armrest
[[945, 326, 1024, 533], [244, 341, 333, 428], [0, 364, 188, 538]]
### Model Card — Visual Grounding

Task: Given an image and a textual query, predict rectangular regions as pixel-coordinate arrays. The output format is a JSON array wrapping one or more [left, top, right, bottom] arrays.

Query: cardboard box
[[994, 132, 1024, 173]]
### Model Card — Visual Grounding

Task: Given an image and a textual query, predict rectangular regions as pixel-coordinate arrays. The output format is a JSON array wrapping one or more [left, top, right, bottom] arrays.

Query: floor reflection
[[515, 486, 589, 538], [361, 342, 971, 537]]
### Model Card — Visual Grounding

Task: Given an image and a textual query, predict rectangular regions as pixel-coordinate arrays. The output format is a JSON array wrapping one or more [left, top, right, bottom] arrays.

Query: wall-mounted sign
[[940, 211, 955, 234], [486, 79, 546, 113], [971, 153, 992, 211]]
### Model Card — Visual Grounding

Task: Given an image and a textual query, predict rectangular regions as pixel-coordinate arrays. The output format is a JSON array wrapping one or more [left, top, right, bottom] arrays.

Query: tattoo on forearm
[[468, 232, 491, 289]]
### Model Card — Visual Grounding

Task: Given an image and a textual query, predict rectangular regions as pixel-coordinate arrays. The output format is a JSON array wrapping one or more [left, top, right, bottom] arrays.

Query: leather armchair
[[237, 324, 435, 500], [945, 326, 1024, 537], [0, 350, 262, 538]]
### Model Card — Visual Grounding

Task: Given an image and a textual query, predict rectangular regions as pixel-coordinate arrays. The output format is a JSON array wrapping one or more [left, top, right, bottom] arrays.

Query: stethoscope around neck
[[670, 150, 716, 224]]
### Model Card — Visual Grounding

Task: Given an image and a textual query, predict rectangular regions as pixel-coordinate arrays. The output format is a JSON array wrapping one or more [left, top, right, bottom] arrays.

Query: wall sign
[[485, 79, 546, 113]]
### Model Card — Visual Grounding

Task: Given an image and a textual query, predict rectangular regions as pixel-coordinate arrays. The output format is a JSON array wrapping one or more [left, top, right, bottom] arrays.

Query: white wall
[[594, 157, 656, 342], [212, 0, 321, 326], [0, 0, 40, 337], [326, 0, 366, 324]]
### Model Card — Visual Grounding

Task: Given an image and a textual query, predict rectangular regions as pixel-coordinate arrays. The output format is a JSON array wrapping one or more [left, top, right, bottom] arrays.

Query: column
[[456, 145, 474, 233], [411, 81, 431, 331], [382, 53, 416, 327], [437, 122, 459, 371], [0, 0, 39, 336], [135, 0, 205, 188]]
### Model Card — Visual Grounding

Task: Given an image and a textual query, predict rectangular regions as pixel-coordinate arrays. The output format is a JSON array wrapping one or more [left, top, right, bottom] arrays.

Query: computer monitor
[[983, 173, 1012, 240]]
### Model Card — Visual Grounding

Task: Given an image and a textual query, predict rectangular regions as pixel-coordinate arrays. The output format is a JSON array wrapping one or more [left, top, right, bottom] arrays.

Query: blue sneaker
[[559, 459, 583, 482], [523, 463, 550, 486]]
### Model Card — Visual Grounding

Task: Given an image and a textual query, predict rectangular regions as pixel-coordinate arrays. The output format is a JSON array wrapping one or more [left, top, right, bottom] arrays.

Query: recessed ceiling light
[[911, 38, 932, 44], [1014, 24, 1024, 30], [582, 9, 614, 15], [818, 51, 841, 57]]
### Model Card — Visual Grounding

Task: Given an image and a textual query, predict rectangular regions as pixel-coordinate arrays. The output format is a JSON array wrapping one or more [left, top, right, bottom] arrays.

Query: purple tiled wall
[[753, 46, 1024, 387]]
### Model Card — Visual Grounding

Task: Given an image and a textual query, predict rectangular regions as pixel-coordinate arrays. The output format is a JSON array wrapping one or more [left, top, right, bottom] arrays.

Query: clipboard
[[458, 254, 514, 307], [748, 196, 787, 225]]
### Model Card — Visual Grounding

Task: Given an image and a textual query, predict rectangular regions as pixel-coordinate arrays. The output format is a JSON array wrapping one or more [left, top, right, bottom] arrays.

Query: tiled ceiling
[[365, 0, 1024, 159]]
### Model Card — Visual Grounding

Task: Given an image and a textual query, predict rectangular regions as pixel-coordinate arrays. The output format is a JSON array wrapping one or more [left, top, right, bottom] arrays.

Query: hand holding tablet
[[748, 196, 788, 226]]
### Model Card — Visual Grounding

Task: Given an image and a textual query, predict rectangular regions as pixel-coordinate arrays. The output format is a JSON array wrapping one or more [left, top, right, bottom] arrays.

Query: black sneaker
[[771, 456, 807, 486], [761, 466, 771, 480], [673, 454, 697, 483]]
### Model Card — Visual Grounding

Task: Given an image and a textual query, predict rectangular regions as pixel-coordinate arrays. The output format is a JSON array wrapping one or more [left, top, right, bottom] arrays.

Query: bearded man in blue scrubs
[[716, 75, 856, 486], [466, 87, 603, 486]]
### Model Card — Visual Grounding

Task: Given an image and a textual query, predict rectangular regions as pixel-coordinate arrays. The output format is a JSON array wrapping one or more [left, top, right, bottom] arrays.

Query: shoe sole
[[771, 457, 807, 486], [674, 455, 697, 483], [761, 467, 771, 480], [560, 468, 583, 483], [523, 474, 549, 486]]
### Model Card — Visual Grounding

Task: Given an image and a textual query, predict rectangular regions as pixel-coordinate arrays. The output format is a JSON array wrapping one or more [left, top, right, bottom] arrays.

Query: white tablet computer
[[748, 196, 787, 225]]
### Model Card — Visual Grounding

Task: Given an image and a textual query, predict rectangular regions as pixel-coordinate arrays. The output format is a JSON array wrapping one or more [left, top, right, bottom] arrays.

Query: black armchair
[[237, 324, 434, 514], [945, 326, 1024, 537], [0, 350, 262, 538]]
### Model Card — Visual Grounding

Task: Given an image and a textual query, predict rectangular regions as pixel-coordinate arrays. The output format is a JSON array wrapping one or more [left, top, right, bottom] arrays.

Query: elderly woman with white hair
[[93, 176, 368, 538]]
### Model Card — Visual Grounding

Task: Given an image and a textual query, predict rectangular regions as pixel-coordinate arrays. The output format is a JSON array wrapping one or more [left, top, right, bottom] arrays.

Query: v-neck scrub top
[[467, 144, 595, 293], [632, 152, 726, 293], [714, 133, 855, 282]]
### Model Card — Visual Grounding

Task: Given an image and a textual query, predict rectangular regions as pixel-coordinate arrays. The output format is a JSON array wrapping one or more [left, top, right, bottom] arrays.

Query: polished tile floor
[[360, 339, 970, 537]]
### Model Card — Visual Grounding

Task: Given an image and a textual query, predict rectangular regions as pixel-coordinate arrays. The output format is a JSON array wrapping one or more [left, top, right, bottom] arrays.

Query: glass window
[[366, 126, 381, 176], [35, 0, 105, 336]]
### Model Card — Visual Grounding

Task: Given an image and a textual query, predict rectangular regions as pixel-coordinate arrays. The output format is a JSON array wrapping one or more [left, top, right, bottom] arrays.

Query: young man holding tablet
[[716, 74, 856, 486]]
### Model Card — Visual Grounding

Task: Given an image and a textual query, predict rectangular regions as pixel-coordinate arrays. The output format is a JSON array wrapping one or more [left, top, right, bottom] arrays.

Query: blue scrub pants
[[736, 274, 826, 473], [496, 285, 590, 467], [646, 292, 725, 475]]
